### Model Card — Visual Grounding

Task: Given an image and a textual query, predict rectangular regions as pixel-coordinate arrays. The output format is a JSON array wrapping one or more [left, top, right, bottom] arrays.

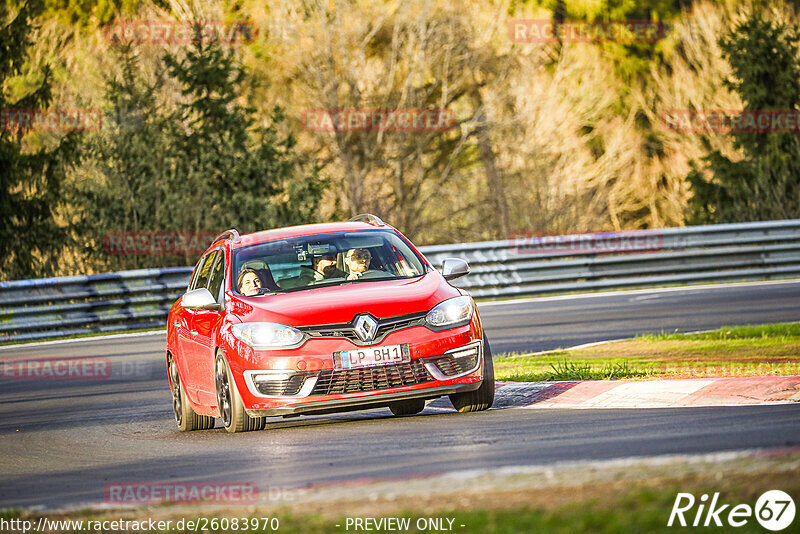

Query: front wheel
[[169, 355, 215, 431], [215, 351, 266, 433], [449, 335, 495, 412]]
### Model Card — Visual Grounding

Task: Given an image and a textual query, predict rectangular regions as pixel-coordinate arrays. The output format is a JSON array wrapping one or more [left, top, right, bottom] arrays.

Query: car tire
[[215, 351, 266, 433], [389, 398, 426, 416], [449, 335, 495, 413], [169, 355, 215, 431]]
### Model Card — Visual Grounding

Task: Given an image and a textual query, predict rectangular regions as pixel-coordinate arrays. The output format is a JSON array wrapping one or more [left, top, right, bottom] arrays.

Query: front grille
[[252, 374, 306, 396], [252, 342, 480, 397], [300, 311, 427, 345], [311, 359, 433, 395], [375, 314, 427, 337], [427, 353, 479, 377]]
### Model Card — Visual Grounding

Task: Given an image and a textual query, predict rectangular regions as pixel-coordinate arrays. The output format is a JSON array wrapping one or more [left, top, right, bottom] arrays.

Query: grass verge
[[495, 322, 800, 381]]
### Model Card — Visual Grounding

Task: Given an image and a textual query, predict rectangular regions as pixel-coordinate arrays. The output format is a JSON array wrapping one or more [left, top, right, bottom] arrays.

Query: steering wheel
[[299, 265, 324, 277]]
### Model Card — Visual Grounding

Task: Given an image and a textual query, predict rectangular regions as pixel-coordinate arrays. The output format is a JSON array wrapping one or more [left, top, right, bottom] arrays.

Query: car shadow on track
[[247, 381, 573, 431]]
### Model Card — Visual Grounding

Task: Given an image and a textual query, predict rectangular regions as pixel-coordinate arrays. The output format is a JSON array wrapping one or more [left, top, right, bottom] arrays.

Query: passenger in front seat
[[237, 268, 264, 296]]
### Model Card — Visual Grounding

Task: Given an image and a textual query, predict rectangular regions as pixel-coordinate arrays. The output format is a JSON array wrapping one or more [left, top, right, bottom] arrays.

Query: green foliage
[[164, 43, 324, 233], [41, 0, 146, 25], [0, 0, 80, 281], [71, 42, 325, 271], [502, 359, 652, 382], [69, 45, 179, 270], [10, 0, 146, 26], [516, 0, 682, 79], [12, 0, 800, 278], [687, 11, 800, 223], [639, 321, 800, 341], [163, 42, 325, 234]]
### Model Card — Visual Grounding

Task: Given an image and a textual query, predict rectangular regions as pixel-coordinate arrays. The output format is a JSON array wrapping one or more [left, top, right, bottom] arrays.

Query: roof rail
[[214, 229, 241, 243], [349, 213, 385, 226]]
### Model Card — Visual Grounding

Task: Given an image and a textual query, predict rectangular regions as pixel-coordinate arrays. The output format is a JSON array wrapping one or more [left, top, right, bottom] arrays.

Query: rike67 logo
[[668, 490, 796, 531]]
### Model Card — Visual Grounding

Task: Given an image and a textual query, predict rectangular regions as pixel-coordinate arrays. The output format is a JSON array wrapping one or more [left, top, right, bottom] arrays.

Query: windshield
[[231, 230, 427, 295]]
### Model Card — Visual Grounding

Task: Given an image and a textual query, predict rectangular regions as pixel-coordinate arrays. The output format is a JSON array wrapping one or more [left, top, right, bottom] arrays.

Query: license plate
[[334, 344, 410, 370]]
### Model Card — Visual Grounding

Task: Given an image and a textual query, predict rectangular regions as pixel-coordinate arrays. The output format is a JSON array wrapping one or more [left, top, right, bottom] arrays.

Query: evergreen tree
[[0, 0, 79, 280], [69, 45, 181, 270], [164, 41, 324, 233], [73, 39, 325, 271], [687, 12, 800, 224]]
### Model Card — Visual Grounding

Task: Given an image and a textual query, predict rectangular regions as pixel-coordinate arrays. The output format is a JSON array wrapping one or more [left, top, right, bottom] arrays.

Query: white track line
[[520, 329, 727, 356], [477, 278, 800, 307], [0, 330, 165, 351]]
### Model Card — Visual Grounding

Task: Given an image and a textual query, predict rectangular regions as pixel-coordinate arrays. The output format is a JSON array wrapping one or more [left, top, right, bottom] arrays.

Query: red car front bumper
[[227, 321, 485, 417]]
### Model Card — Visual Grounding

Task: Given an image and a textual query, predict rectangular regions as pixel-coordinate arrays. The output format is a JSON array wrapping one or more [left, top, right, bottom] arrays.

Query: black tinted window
[[191, 250, 218, 290], [207, 251, 225, 302]]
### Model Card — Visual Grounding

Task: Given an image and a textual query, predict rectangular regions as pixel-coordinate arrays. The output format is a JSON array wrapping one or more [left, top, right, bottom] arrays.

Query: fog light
[[449, 347, 478, 359], [253, 373, 292, 382]]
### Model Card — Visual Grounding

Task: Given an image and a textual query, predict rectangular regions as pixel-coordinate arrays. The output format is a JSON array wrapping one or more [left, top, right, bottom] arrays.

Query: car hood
[[229, 272, 461, 326]]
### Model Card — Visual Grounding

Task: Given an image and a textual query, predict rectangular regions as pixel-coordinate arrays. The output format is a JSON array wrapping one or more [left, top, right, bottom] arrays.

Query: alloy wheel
[[169, 358, 182, 425], [215, 357, 232, 427]]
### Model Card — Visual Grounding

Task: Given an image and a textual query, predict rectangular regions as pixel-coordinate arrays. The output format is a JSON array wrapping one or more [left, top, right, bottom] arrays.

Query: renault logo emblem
[[353, 314, 379, 342]]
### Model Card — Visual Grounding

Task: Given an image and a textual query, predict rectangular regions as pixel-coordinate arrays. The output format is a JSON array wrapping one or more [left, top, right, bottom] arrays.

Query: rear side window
[[207, 251, 226, 302], [190, 250, 218, 291], [188, 255, 207, 290]]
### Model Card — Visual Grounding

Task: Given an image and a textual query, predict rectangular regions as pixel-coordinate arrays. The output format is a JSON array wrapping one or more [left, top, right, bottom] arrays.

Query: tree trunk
[[470, 87, 510, 238]]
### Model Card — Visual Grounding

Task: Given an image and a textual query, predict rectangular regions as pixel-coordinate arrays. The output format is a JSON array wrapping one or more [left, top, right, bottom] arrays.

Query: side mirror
[[441, 258, 470, 281], [181, 288, 223, 311]]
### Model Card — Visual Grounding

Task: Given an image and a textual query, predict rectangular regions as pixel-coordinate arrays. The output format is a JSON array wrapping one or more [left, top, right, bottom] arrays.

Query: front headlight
[[230, 322, 304, 350], [425, 296, 475, 328]]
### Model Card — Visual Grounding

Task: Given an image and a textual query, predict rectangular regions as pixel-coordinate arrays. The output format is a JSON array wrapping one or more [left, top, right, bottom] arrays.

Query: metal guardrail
[[2, 219, 799, 342], [0, 268, 193, 342]]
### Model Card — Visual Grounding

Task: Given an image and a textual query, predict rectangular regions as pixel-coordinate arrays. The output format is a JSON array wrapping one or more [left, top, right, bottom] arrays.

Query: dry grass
[[21, 0, 799, 275]]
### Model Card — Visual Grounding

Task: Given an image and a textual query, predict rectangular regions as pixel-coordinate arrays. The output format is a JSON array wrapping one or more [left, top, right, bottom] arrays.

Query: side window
[[207, 251, 226, 303], [188, 255, 208, 290], [190, 250, 218, 291]]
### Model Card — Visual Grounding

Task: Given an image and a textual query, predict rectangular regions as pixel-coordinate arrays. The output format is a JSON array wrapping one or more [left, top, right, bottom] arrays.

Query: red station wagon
[[166, 214, 494, 432]]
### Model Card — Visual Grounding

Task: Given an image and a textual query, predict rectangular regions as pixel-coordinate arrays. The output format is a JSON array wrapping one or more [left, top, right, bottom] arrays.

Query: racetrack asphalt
[[1, 280, 799, 511]]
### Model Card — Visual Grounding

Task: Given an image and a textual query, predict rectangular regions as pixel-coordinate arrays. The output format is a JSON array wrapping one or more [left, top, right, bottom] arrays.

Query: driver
[[345, 248, 372, 280]]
